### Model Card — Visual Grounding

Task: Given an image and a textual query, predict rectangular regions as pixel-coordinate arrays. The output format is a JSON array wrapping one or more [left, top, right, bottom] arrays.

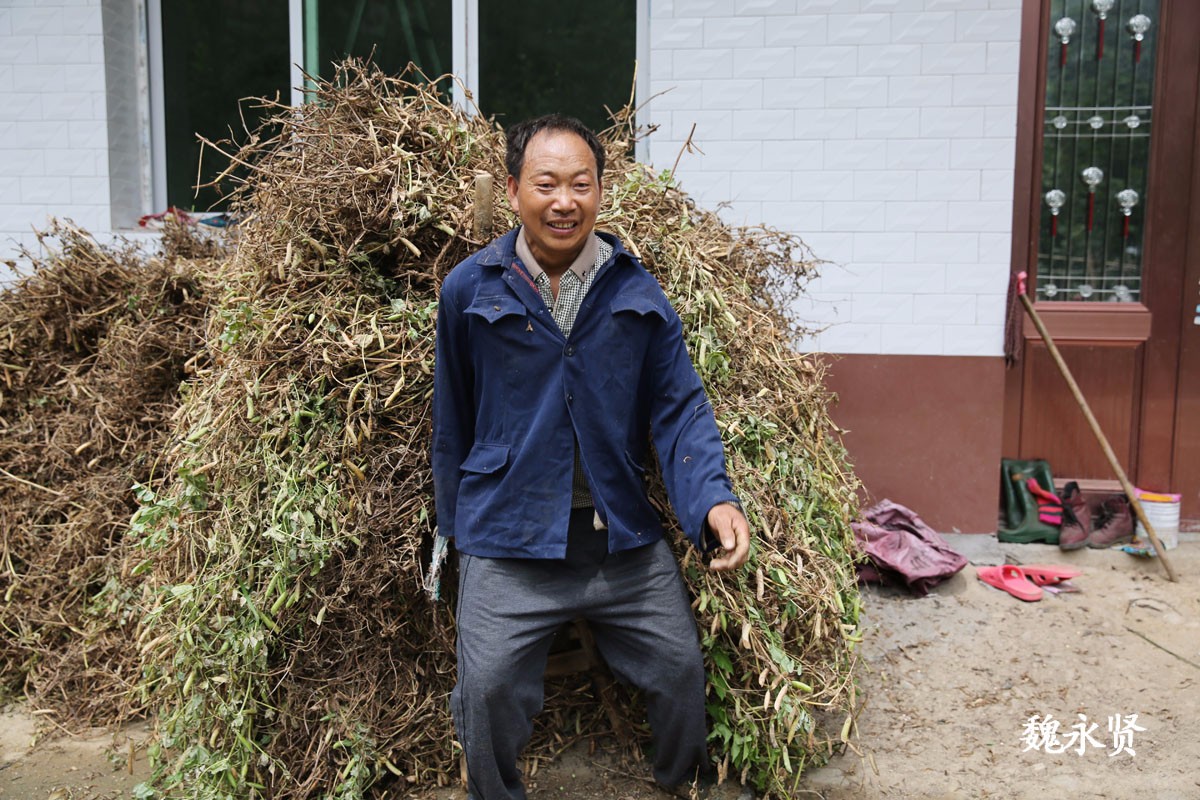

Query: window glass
[[478, 0, 636, 137], [1037, 0, 1159, 303], [161, 1, 291, 211], [306, 0, 452, 89]]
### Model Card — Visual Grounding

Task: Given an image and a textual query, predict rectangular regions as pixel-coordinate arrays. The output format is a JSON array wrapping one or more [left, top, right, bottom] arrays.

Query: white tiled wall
[[646, 0, 1019, 356], [3, 0, 1019, 352], [0, 0, 113, 265]]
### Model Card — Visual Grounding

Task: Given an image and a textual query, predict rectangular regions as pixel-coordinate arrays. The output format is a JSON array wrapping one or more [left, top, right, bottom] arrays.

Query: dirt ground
[[3, 534, 1198, 800]]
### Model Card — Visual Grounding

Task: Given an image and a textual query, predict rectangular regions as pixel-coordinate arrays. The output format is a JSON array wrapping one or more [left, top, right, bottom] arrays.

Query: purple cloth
[[852, 499, 967, 596]]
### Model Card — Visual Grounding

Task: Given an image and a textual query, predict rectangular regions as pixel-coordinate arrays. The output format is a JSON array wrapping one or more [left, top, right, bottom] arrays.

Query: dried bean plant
[[0, 221, 215, 723], [3, 60, 863, 799]]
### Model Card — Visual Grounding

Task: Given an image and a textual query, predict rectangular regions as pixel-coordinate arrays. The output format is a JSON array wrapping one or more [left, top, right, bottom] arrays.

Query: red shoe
[[1017, 564, 1083, 585], [977, 565, 1043, 602]]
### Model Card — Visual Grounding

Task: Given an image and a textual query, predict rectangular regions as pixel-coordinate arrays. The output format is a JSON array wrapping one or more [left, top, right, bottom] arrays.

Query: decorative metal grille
[[1037, 0, 1159, 303]]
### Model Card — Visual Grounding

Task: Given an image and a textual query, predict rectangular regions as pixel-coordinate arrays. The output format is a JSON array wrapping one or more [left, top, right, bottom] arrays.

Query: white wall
[[643, 0, 1021, 357], [2, 0, 1022, 354], [0, 0, 114, 265]]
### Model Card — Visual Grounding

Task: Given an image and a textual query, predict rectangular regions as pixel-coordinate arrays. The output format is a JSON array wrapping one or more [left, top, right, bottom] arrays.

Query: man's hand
[[706, 502, 750, 572]]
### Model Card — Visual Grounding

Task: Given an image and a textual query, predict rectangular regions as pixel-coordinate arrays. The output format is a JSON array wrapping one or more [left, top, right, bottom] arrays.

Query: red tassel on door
[[1117, 189, 1139, 237], [1045, 189, 1066, 238], [1055, 17, 1077, 70], [1128, 14, 1151, 65], [1081, 168, 1103, 230]]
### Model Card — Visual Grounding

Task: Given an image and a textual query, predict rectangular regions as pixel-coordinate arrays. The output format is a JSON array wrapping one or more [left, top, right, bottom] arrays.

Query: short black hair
[[505, 114, 605, 183]]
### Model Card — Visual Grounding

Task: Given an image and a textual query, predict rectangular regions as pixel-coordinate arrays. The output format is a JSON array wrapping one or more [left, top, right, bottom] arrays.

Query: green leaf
[[709, 645, 733, 674]]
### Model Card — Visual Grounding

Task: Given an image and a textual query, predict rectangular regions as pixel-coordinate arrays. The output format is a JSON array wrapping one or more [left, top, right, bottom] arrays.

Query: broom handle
[[1016, 273, 1178, 582], [473, 173, 494, 239]]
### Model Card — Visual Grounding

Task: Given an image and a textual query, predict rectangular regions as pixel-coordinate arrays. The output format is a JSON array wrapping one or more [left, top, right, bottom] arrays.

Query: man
[[432, 114, 750, 800]]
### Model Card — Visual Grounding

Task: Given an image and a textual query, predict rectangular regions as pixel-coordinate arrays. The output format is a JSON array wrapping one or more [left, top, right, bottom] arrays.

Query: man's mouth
[[547, 221, 577, 231]]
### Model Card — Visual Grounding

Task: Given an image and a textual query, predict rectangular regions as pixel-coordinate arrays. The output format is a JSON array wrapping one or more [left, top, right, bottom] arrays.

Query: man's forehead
[[523, 131, 598, 174], [523, 161, 596, 178]]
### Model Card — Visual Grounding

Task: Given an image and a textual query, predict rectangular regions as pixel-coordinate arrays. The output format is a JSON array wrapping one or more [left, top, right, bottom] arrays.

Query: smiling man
[[432, 115, 750, 800]]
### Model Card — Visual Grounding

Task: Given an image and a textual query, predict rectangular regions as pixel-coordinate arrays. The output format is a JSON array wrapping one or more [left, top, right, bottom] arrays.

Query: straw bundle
[[0, 60, 861, 798], [0, 222, 215, 722]]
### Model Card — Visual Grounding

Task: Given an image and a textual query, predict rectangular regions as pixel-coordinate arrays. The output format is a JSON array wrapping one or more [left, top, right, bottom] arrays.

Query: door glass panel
[[305, 0, 451, 91], [161, 1, 290, 210], [478, 0, 636, 135], [1037, 0, 1159, 303]]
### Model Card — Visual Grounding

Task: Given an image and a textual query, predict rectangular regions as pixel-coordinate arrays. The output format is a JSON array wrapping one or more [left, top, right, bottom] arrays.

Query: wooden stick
[[1016, 274, 1178, 581], [472, 173, 493, 240]]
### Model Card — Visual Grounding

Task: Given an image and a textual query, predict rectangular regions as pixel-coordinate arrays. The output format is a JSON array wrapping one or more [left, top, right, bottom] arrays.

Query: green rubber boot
[[997, 458, 1061, 544]]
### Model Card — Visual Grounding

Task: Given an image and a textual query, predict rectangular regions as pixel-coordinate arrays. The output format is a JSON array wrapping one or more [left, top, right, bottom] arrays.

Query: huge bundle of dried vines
[[8, 61, 860, 798], [0, 222, 215, 723]]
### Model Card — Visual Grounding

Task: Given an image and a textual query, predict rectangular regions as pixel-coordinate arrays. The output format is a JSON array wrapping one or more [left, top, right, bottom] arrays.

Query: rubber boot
[[997, 459, 1060, 544]]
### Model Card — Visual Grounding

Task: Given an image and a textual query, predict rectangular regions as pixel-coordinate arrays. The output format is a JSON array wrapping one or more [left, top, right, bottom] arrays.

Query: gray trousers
[[451, 509, 709, 800]]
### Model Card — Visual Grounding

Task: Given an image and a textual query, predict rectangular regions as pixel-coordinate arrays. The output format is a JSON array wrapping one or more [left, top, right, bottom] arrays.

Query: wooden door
[[1004, 0, 1200, 520]]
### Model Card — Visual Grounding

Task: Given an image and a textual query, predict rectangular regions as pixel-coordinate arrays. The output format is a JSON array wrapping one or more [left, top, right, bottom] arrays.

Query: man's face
[[506, 130, 601, 272]]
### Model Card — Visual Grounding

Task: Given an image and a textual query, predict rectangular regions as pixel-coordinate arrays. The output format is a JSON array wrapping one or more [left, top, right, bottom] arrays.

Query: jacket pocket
[[610, 290, 670, 321], [465, 295, 526, 324], [606, 291, 671, 377], [460, 442, 510, 474]]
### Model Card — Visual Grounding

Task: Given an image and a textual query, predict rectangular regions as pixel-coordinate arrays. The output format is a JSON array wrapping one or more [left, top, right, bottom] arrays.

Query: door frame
[[1003, 0, 1200, 511]]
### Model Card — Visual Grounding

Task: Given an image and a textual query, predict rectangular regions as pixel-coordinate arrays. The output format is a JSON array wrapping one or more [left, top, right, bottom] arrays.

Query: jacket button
[[565, 345, 574, 356], [567, 393, 574, 403], [493, 304, 500, 311]]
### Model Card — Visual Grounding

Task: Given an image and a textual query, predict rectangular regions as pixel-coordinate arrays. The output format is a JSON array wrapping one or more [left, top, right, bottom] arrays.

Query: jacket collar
[[476, 228, 520, 268], [483, 227, 637, 342], [478, 227, 633, 271]]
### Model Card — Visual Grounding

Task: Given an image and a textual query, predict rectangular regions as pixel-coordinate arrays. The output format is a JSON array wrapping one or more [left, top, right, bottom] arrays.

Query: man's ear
[[506, 175, 520, 213]]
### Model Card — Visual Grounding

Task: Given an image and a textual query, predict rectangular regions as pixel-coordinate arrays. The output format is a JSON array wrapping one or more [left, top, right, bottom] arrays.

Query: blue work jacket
[[432, 228, 739, 559]]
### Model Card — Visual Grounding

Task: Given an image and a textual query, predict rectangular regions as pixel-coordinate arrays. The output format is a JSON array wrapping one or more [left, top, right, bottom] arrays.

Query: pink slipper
[[977, 565, 1043, 602], [1017, 564, 1082, 585]]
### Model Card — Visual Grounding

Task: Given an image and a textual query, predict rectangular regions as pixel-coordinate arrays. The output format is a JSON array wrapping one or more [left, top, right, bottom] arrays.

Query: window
[[1036, 0, 1160, 303], [107, 0, 641, 225], [303, 0, 452, 91], [158, 1, 291, 212], [478, 1, 636, 135]]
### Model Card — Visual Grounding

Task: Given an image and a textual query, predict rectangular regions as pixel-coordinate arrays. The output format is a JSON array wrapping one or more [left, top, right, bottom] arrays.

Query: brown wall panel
[[1171, 59, 1200, 526], [1018, 342, 1144, 481], [822, 354, 1006, 534]]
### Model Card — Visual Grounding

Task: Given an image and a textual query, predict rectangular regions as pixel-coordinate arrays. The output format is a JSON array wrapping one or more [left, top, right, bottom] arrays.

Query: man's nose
[[550, 187, 576, 211]]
